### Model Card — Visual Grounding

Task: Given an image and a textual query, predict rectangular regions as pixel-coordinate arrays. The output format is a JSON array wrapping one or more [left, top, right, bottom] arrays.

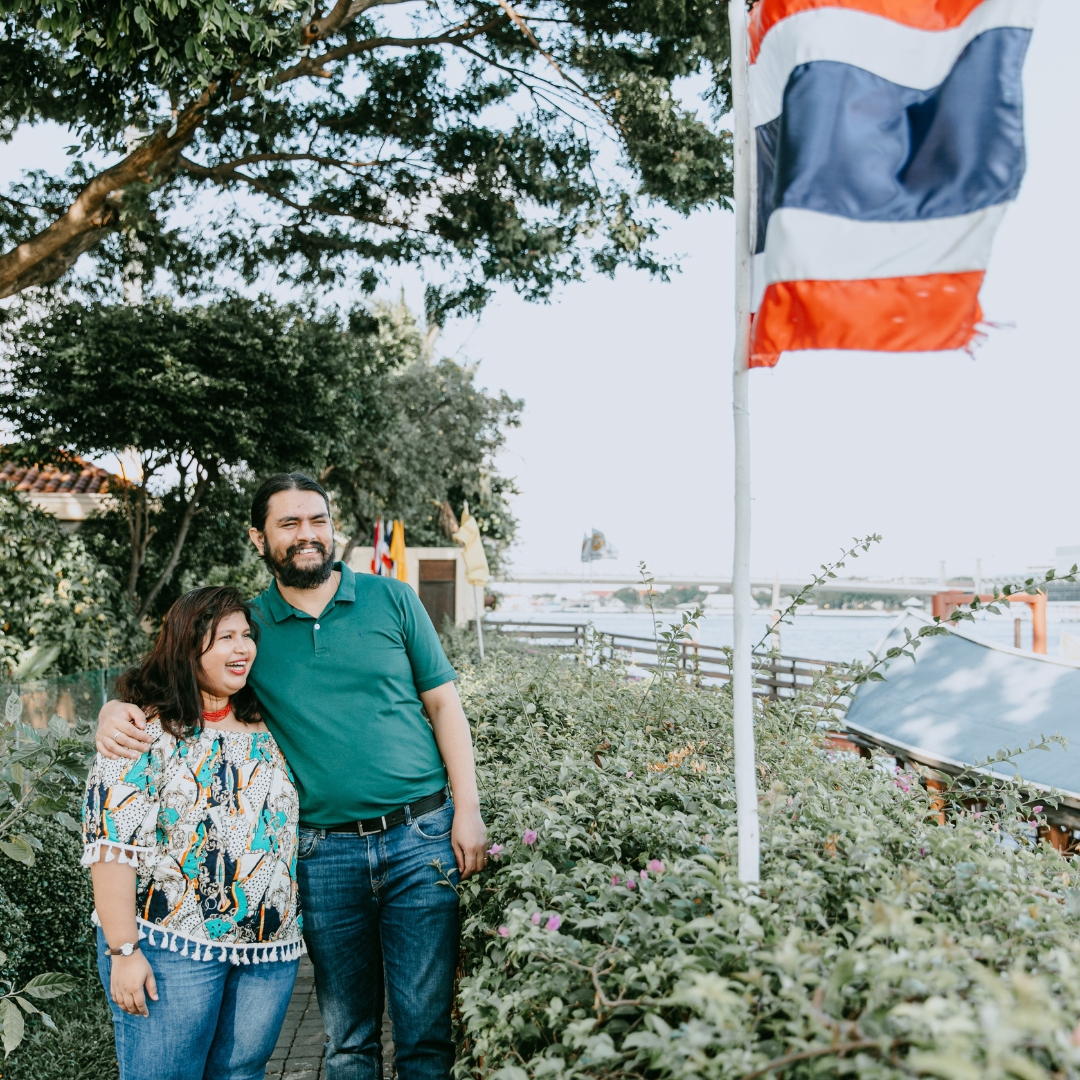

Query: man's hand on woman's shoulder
[[96, 700, 153, 760]]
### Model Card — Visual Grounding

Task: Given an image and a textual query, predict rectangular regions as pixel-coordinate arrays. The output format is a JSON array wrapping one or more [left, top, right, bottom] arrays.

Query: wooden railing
[[487, 620, 847, 698]]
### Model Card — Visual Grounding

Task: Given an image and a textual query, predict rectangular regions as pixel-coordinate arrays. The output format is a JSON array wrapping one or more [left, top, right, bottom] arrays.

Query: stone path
[[266, 956, 396, 1079]]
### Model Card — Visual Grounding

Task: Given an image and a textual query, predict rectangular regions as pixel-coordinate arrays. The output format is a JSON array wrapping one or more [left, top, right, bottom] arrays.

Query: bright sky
[[3, 0, 1077, 585]]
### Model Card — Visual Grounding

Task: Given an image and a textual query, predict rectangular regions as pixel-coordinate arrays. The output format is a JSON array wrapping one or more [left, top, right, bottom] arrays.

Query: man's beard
[[264, 540, 336, 589]]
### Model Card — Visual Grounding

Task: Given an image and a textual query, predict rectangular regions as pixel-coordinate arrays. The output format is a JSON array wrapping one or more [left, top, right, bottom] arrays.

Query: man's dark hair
[[115, 587, 262, 739], [251, 473, 331, 532]]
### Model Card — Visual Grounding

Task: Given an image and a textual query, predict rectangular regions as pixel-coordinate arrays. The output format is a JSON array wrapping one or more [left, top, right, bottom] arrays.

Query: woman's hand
[[109, 951, 159, 1017], [96, 700, 152, 760]]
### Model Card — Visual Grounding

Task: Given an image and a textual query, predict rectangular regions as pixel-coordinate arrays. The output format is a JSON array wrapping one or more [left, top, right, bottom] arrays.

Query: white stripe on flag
[[750, 0, 1039, 127], [750, 204, 1008, 312]]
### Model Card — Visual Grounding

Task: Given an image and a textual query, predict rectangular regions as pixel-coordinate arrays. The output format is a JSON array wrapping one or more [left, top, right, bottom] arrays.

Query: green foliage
[[0, 813, 94, 977], [0, 690, 94, 867], [1, 989, 116, 1080], [328, 300, 521, 571], [0, 293, 365, 616], [2, 294, 521, 610], [0, 0, 731, 306], [0, 971, 79, 1058], [614, 585, 707, 611], [0, 489, 144, 677], [0, 885, 29, 984], [454, 644, 1080, 1080]]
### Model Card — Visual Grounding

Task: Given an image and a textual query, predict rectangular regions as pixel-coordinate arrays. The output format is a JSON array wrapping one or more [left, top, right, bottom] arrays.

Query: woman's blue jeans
[[95, 928, 298, 1080], [296, 796, 460, 1080]]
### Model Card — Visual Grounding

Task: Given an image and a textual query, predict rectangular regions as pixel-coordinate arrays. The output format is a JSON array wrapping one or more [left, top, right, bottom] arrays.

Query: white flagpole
[[728, 0, 760, 884]]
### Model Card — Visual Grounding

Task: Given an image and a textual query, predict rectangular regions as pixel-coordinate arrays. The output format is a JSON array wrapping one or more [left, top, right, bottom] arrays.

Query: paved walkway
[[266, 956, 396, 1080]]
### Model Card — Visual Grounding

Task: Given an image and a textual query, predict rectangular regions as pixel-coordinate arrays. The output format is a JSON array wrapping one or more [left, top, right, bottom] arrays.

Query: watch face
[[121, 943, 134, 956]]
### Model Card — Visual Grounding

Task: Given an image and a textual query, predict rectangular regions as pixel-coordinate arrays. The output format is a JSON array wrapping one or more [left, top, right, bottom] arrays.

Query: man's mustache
[[283, 541, 329, 561]]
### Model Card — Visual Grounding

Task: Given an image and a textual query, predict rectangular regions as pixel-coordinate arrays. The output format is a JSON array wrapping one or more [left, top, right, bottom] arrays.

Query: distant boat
[[844, 611, 1080, 809]]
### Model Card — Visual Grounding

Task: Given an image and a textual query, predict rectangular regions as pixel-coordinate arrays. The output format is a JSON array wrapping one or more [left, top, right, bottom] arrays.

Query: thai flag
[[747, 0, 1038, 368]]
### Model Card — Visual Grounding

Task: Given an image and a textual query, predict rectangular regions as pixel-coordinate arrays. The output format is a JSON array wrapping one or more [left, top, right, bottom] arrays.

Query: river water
[[486, 606, 1080, 664]]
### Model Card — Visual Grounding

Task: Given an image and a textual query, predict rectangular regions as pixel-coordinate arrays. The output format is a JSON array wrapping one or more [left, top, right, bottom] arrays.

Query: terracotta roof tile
[[0, 456, 119, 495]]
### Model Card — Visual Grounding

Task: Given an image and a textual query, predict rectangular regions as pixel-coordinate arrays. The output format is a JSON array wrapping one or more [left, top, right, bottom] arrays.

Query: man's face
[[250, 489, 336, 589]]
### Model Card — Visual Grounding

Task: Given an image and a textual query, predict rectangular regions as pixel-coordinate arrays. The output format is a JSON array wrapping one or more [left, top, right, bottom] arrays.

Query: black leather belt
[[304, 789, 448, 836]]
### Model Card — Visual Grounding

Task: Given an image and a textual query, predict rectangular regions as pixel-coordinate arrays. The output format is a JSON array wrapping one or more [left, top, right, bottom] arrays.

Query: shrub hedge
[[0, 813, 95, 978], [455, 648, 1080, 1080]]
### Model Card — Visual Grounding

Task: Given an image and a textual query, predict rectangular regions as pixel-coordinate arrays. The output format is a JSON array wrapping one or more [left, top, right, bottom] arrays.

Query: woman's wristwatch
[[105, 942, 140, 957]]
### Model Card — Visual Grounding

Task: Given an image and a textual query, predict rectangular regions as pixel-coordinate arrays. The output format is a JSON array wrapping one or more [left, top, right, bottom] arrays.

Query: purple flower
[[497, 926, 509, 938], [523, 829, 538, 846], [647, 859, 665, 873], [626, 879, 636, 891], [545, 914, 561, 932], [639, 869, 648, 881], [1033, 805, 1044, 814], [531, 912, 542, 925], [611, 875, 620, 886], [625, 771, 634, 779], [487, 844, 503, 859]]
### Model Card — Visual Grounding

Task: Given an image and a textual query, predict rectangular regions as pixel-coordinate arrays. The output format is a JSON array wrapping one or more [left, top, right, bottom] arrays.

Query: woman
[[81, 587, 302, 1080]]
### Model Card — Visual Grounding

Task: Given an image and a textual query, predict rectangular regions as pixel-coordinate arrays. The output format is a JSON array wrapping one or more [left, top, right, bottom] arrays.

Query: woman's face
[[199, 611, 256, 700]]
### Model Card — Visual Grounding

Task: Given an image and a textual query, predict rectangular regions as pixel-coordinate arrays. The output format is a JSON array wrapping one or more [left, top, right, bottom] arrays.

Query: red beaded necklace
[[201, 700, 232, 723]]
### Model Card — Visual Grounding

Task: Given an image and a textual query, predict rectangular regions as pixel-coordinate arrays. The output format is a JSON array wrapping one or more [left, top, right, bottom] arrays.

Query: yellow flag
[[389, 519, 408, 582], [452, 509, 490, 586]]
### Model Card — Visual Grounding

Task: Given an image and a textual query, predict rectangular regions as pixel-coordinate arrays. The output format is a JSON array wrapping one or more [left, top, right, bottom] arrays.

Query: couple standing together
[[86, 472, 488, 1080]]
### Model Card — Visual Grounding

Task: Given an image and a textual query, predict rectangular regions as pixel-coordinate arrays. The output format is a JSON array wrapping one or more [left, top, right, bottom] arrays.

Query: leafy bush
[[456, 647, 1080, 1080], [0, 883, 29, 982], [0, 489, 145, 678], [0, 814, 95, 978]]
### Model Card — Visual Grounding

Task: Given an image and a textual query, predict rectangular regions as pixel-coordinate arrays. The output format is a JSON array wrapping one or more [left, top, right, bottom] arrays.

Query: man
[[97, 472, 488, 1080]]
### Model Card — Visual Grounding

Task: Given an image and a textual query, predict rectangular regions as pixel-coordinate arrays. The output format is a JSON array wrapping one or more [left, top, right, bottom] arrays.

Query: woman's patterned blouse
[[82, 721, 303, 962]]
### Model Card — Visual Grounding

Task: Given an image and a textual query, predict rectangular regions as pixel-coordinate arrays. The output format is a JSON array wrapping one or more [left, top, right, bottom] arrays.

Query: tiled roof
[[0, 457, 117, 495]]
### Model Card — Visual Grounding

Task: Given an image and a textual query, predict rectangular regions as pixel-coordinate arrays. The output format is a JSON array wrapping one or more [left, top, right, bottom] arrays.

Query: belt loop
[[381, 815, 388, 831]]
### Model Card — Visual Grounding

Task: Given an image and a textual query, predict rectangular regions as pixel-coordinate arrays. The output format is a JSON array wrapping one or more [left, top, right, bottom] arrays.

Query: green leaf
[[47, 714, 69, 739], [14, 996, 37, 1015], [0, 838, 35, 865], [39, 1011, 57, 1033], [4, 692, 21, 726], [55, 811, 82, 834], [22, 973, 79, 1000], [1, 997, 24, 1057]]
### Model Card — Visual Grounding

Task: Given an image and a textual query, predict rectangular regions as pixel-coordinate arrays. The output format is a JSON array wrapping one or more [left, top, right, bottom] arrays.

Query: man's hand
[[96, 700, 152, 760], [452, 804, 488, 880]]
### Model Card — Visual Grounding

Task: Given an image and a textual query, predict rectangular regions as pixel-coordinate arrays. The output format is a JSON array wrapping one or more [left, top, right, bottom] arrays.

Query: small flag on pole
[[747, 0, 1037, 367], [372, 517, 406, 578]]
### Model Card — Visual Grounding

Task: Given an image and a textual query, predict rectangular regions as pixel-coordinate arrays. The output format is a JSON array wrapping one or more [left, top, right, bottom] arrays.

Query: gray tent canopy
[[844, 611, 1080, 807]]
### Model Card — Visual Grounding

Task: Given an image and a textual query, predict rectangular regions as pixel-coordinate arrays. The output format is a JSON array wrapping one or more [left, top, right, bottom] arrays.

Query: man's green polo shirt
[[247, 562, 456, 826]]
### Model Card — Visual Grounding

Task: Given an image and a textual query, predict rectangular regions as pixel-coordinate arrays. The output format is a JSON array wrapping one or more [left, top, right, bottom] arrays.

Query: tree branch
[[137, 462, 216, 619], [0, 88, 216, 298], [739, 1041, 886, 1080]]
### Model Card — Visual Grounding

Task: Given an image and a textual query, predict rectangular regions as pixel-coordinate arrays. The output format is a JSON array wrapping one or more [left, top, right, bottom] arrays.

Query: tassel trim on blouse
[[81, 841, 155, 869], [90, 911, 304, 964]]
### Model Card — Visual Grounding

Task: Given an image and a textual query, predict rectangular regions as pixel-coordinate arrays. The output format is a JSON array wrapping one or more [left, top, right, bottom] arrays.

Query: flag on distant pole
[[372, 518, 408, 579], [747, 0, 1037, 367]]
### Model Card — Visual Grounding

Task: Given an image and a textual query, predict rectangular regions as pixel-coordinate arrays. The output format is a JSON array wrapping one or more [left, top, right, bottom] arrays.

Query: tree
[[0, 294, 363, 617], [0, 0, 731, 312], [0, 489, 144, 677], [326, 300, 521, 570]]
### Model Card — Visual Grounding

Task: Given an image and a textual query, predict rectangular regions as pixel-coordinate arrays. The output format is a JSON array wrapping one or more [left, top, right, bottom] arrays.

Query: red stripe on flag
[[748, 272, 984, 367], [749, 0, 986, 61]]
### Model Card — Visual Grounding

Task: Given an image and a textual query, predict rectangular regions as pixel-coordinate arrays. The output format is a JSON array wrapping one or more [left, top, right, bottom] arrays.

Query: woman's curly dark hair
[[115, 587, 262, 739]]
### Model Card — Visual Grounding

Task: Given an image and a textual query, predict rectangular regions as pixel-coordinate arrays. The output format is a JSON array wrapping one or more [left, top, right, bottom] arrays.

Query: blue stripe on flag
[[755, 27, 1030, 254]]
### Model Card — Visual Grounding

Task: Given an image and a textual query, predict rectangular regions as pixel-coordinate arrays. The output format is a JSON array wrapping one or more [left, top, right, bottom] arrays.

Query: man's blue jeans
[[95, 928, 298, 1080], [296, 796, 460, 1080]]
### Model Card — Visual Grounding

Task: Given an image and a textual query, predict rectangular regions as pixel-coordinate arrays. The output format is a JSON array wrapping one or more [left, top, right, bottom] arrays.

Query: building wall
[[346, 545, 477, 627]]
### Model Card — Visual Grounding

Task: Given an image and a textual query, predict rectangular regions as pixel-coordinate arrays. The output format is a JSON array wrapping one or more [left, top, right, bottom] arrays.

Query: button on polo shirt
[[247, 563, 456, 826]]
